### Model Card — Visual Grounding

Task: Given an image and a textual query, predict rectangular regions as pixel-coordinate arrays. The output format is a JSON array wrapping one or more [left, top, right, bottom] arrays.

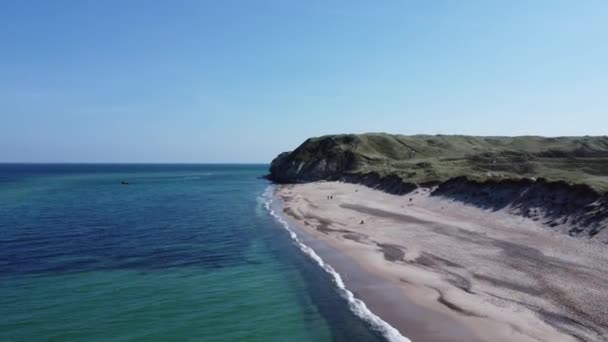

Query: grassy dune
[[271, 133, 608, 193]]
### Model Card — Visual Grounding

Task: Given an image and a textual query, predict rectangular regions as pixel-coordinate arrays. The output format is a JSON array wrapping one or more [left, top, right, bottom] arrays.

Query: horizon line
[[0, 162, 270, 165]]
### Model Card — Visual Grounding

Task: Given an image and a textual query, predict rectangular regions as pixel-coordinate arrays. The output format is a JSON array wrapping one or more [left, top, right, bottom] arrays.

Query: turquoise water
[[0, 164, 386, 341]]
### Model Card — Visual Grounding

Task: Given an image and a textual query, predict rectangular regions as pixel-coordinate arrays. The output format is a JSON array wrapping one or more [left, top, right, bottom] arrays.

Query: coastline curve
[[260, 186, 412, 342]]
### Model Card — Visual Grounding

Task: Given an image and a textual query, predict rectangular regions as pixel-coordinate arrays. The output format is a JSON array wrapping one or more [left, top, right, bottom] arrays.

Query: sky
[[1, 1, 607, 163]]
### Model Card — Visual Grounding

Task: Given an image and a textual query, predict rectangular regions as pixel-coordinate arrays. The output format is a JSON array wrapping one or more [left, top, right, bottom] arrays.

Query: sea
[[0, 164, 400, 342]]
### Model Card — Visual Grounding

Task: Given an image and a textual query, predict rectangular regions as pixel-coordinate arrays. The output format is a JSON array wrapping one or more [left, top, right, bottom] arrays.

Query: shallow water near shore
[[0, 164, 387, 341]]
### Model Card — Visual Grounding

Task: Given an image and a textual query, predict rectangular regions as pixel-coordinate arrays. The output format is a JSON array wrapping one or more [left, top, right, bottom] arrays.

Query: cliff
[[268, 133, 608, 240]]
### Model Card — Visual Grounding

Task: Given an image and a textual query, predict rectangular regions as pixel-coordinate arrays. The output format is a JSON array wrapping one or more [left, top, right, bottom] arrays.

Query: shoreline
[[276, 181, 608, 342], [264, 187, 411, 342]]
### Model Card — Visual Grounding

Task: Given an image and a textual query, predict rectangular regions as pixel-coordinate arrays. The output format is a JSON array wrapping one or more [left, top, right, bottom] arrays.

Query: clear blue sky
[[1, 1, 606, 163]]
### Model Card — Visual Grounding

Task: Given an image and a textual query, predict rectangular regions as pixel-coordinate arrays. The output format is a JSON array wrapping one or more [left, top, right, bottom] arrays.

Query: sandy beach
[[277, 182, 608, 342]]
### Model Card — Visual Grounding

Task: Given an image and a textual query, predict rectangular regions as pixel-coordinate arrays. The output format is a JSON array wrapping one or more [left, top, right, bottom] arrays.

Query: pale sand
[[277, 182, 608, 342]]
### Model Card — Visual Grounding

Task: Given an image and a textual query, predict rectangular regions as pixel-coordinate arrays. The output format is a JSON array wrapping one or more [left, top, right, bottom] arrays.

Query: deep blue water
[[0, 164, 386, 341]]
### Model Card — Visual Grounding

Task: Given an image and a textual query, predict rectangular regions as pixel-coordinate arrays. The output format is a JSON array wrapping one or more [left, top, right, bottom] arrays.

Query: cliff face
[[434, 177, 608, 239], [268, 133, 608, 241], [269, 135, 360, 183]]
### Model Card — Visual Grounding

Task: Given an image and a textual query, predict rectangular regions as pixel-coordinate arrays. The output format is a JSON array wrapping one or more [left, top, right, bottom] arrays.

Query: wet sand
[[277, 182, 608, 342]]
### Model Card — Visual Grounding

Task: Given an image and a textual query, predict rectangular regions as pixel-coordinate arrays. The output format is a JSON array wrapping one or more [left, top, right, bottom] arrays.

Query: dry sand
[[277, 181, 608, 342]]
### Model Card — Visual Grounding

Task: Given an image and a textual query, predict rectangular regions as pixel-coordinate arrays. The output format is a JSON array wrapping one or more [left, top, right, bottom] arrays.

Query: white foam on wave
[[260, 186, 411, 342]]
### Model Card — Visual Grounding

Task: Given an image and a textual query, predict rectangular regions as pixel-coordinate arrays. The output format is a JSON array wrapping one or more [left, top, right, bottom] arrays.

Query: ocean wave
[[184, 173, 214, 179], [183, 176, 202, 180], [260, 186, 411, 342]]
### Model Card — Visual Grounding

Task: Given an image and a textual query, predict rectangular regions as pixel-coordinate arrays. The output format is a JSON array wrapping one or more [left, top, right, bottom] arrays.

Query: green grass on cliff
[[299, 133, 608, 192]]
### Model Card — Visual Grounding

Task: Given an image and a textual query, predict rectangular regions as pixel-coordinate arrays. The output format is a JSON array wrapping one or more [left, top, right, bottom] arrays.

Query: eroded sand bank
[[278, 182, 608, 342]]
